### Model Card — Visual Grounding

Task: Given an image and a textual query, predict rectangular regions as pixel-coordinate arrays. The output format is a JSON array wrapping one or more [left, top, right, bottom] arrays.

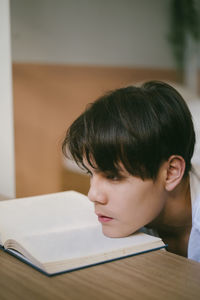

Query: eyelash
[[85, 170, 124, 182], [105, 174, 120, 181]]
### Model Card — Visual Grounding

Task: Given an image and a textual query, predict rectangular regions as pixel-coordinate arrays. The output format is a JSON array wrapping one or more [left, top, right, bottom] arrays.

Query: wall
[[10, 0, 173, 68], [10, 0, 187, 197], [0, 0, 15, 198]]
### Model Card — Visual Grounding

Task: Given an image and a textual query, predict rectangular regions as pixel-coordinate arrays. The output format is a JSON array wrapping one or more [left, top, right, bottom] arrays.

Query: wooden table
[[0, 249, 200, 300]]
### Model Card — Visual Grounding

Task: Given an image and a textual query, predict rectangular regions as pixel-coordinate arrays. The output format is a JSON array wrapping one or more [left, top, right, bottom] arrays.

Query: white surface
[[0, 0, 15, 198], [171, 83, 200, 166], [18, 227, 161, 263], [0, 190, 163, 271], [0, 191, 96, 244]]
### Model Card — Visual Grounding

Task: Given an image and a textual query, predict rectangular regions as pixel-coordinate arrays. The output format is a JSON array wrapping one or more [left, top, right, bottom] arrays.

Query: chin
[[101, 226, 133, 238]]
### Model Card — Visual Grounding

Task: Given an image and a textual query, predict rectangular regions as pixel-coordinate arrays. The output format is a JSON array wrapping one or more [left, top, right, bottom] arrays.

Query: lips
[[96, 213, 113, 223]]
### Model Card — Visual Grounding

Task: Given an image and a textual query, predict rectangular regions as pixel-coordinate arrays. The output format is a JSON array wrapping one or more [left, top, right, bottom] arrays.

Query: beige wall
[[13, 63, 178, 197]]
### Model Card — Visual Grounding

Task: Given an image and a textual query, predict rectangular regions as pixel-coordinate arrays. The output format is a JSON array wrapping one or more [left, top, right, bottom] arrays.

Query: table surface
[[0, 248, 200, 300]]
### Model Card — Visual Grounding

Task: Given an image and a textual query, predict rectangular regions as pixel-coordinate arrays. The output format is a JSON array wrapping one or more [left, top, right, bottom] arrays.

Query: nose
[[88, 177, 107, 204]]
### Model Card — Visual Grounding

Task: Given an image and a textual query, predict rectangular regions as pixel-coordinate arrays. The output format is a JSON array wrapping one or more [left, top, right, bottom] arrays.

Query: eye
[[105, 173, 122, 181]]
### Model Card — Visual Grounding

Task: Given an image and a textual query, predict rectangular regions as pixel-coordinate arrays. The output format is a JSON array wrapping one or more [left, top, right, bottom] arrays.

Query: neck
[[147, 176, 192, 256]]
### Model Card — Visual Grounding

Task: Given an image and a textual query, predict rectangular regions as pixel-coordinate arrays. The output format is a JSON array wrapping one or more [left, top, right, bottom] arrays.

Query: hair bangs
[[82, 108, 124, 174]]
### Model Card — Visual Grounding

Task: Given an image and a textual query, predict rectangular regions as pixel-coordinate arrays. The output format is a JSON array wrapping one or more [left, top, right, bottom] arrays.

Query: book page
[[10, 225, 163, 265], [0, 191, 97, 245]]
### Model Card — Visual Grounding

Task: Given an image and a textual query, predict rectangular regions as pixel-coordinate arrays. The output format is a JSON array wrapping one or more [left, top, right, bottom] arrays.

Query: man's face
[[86, 162, 167, 238]]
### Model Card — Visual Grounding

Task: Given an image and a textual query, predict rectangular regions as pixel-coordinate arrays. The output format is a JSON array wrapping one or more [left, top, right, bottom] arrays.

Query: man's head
[[62, 81, 195, 180]]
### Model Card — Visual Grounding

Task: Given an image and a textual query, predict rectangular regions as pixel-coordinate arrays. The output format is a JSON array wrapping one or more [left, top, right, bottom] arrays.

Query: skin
[[85, 156, 192, 257]]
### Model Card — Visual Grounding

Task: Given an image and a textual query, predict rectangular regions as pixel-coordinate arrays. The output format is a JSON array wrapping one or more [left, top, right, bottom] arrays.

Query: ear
[[165, 155, 186, 191]]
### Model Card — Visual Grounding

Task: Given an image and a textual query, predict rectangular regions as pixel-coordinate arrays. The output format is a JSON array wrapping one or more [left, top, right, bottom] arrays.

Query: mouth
[[96, 213, 114, 223]]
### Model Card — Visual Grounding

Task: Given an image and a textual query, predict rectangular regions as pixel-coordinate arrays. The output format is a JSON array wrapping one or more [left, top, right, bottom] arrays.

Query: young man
[[62, 81, 200, 262]]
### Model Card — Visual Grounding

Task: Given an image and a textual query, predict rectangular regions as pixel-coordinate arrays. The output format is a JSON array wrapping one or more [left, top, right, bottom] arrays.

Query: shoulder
[[189, 164, 200, 228], [190, 165, 200, 205], [188, 165, 200, 261]]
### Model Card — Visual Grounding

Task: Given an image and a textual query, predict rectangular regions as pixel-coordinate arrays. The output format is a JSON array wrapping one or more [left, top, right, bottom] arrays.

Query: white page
[[13, 225, 162, 264], [0, 191, 97, 244]]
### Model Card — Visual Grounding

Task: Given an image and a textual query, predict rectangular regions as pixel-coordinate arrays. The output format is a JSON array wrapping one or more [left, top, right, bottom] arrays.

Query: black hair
[[62, 81, 196, 179]]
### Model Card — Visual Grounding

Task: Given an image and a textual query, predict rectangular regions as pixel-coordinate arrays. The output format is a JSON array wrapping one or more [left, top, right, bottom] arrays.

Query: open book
[[0, 191, 165, 276]]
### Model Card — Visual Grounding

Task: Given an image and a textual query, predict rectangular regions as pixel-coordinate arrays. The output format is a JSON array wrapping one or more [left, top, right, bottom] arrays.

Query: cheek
[[131, 189, 165, 227], [114, 186, 147, 215], [115, 185, 164, 225]]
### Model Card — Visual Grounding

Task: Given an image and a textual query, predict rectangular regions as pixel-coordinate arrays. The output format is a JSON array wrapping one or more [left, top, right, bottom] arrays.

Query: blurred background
[[1, 0, 200, 198]]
